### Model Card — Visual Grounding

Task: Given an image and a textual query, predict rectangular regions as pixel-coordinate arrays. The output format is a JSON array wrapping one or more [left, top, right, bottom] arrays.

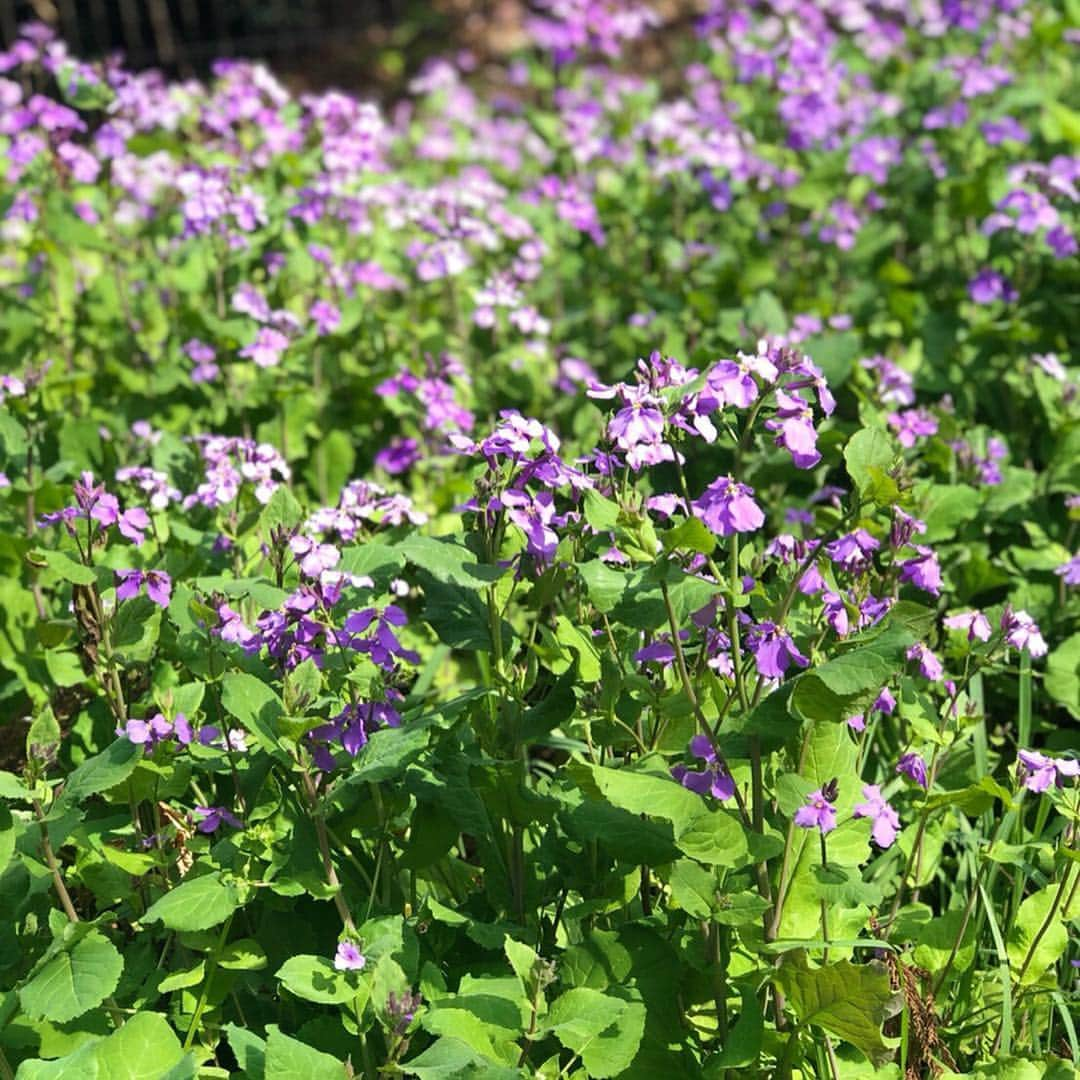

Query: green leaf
[[774, 954, 899, 1065], [398, 534, 502, 588], [61, 738, 142, 804], [13, 1011, 187, 1080], [264, 1026, 346, 1079], [259, 484, 303, 534], [142, 872, 239, 932], [662, 517, 717, 556], [112, 596, 162, 663], [1006, 885, 1069, 986], [583, 489, 621, 532], [1045, 632, 1080, 720], [503, 937, 540, 985], [917, 483, 983, 543], [224, 1024, 266, 1078], [157, 961, 205, 993], [404, 1038, 519, 1079], [791, 624, 914, 722], [19, 930, 124, 1023], [221, 672, 284, 753], [418, 572, 505, 652], [579, 560, 628, 613], [218, 938, 267, 971], [706, 981, 763, 1071], [844, 429, 896, 505], [39, 550, 96, 586], [276, 955, 356, 1005], [666, 859, 717, 917], [544, 987, 646, 1078]]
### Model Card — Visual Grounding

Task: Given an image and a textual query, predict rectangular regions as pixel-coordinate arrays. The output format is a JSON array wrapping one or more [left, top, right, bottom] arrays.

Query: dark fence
[[0, 0, 416, 79]]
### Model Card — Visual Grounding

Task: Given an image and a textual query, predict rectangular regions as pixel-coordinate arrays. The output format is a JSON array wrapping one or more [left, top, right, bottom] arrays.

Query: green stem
[[183, 914, 233, 1051]]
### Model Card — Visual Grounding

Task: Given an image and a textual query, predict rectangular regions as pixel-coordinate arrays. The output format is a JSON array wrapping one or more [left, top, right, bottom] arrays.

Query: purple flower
[[375, 436, 420, 475], [116, 507, 151, 545], [898, 546, 942, 596], [853, 784, 900, 848], [906, 642, 944, 681], [826, 530, 880, 575], [822, 591, 850, 636], [502, 489, 560, 561], [1001, 608, 1048, 658], [310, 299, 341, 336], [1017, 750, 1080, 793], [671, 734, 735, 801], [968, 269, 1017, 304], [943, 610, 992, 642], [115, 569, 172, 608], [764, 390, 820, 469], [334, 941, 366, 972], [745, 621, 808, 680], [888, 408, 938, 448], [193, 806, 243, 833], [635, 640, 677, 665], [793, 789, 837, 834], [1055, 554, 1080, 587], [239, 327, 289, 368], [693, 476, 765, 537], [896, 752, 929, 789], [290, 535, 341, 578]]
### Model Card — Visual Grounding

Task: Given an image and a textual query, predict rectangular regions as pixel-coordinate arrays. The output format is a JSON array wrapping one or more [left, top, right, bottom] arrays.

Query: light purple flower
[[502, 489, 559, 561], [115, 568, 172, 608], [853, 784, 900, 848], [694, 476, 765, 537], [745, 621, 808, 680], [943, 610, 992, 642], [1017, 750, 1080, 793], [896, 752, 929, 789], [898, 546, 942, 595], [1001, 608, 1047, 658], [1055, 554, 1080, 587], [826, 529, 880, 575], [793, 789, 837, 834], [239, 327, 289, 368], [334, 941, 366, 972], [193, 806, 244, 833], [968, 269, 1017, 304], [671, 734, 735, 801], [906, 642, 944, 681]]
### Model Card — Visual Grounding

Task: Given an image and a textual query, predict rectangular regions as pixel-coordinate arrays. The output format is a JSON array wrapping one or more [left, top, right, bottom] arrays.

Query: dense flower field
[[0, 2, 1078, 1076]]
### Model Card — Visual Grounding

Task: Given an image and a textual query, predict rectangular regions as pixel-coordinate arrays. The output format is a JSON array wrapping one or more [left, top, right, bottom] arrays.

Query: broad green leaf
[[142, 872, 239, 932], [791, 624, 914, 723], [218, 938, 267, 971], [158, 961, 205, 993], [917, 483, 983, 543], [1045, 632, 1080, 720], [62, 738, 142, 804], [404, 1037, 519, 1079], [39, 550, 96, 586], [276, 955, 356, 1005], [706, 981, 763, 1070], [221, 672, 284, 752], [1006, 885, 1069, 985], [544, 987, 646, 1078], [397, 534, 502, 588], [19, 930, 123, 1023], [264, 1026, 346, 1079], [844, 428, 896, 505], [14, 1011, 186, 1080], [666, 859, 717, 917], [774, 954, 898, 1065]]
